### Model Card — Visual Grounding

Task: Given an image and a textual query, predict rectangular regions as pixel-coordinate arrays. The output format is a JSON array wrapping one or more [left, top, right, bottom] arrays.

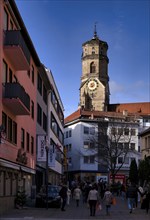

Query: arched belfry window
[[90, 62, 96, 73], [92, 47, 95, 54]]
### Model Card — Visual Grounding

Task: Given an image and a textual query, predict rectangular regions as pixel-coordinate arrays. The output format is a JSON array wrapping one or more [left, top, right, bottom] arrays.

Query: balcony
[[3, 30, 30, 71], [2, 83, 30, 115]]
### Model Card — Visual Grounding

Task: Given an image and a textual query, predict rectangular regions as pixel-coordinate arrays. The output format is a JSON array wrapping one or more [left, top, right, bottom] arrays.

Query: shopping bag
[[111, 197, 116, 205], [96, 203, 102, 212]]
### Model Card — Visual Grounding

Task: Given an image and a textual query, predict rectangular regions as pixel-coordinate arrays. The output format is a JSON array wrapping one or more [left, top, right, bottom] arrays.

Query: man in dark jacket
[[126, 183, 138, 213], [59, 185, 67, 211]]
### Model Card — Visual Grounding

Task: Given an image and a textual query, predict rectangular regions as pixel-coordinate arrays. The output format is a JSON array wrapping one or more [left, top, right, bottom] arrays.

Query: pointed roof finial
[[93, 22, 98, 39]]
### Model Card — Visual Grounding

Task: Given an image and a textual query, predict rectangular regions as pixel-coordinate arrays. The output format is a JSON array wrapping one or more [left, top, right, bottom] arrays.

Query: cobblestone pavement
[[0, 196, 150, 220]]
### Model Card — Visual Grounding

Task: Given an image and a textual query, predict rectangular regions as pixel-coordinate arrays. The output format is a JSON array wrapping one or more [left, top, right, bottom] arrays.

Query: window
[[26, 132, 30, 152], [2, 113, 17, 144], [27, 69, 30, 77], [83, 141, 89, 149], [66, 131, 68, 138], [37, 73, 42, 95], [90, 156, 95, 163], [111, 127, 117, 135], [92, 47, 95, 54], [9, 68, 13, 83], [83, 156, 95, 164], [84, 156, 89, 163], [124, 128, 129, 135], [90, 62, 96, 73], [69, 130, 72, 137], [124, 157, 129, 164], [148, 136, 150, 149], [10, 20, 13, 30], [100, 47, 103, 55], [3, 8, 8, 30], [90, 127, 95, 135], [118, 157, 123, 164], [51, 91, 58, 110], [118, 143, 123, 150], [118, 128, 123, 135], [51, 114, 57, 135], [8, 117, 12, 142], [130, 143, 135, 150], [68, 144, 72, 151], [131, 129, 136, 136], [3, 60, 8, 83], [84, 126, 89, 134], [130, 157, 135, 162], [124, 143, 129, 150], [2, 112, 7, 134], [68, 157, 72, 164], [31, 65, 34, 84], [31, 101, 34, 119], [58, 129, 63, 143], [21, 128, 25, 149], [43, 85, 47, 104], [12, 122, 17, 144], [145, 137, 148, 149], [37, 103, 42, 125], [89, 141, 95, 149], [43, 112, 47, 132], [31, 136, 34, 154]]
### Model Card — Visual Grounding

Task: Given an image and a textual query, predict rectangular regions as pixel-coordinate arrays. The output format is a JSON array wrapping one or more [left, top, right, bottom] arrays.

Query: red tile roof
[[64, 102, 150, 124], [108, 102, 150, 114]]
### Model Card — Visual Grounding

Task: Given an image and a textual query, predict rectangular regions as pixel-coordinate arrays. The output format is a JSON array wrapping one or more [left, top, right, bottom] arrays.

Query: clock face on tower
[[87, 78, 98, 91]]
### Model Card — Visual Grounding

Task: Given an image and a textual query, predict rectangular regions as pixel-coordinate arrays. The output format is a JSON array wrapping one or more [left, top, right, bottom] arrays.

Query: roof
[[64, 102, 150, 124], [108, 102, 150, 115], [140, 127, 150, 137]]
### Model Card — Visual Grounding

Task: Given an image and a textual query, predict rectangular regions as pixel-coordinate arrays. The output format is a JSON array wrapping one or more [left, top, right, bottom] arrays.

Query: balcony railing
[[3, 83, 30, 115], [3, 30, 30, 70]]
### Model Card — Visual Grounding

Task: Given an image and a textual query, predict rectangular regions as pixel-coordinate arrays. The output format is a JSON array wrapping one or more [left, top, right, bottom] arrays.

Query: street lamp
[[45, 140, 50, 209]]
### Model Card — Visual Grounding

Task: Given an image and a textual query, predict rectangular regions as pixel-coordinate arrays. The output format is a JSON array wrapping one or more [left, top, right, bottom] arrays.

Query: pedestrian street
[[0, 196, 150, 220]]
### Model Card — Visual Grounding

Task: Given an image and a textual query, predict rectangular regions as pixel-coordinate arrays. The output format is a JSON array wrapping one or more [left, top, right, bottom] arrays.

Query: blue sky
[[15, 0, 150, 117]]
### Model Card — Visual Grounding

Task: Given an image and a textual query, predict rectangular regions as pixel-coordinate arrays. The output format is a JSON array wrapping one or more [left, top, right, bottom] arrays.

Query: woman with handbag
[[103, 186, 113, 216], [87, 185, 99, 216]]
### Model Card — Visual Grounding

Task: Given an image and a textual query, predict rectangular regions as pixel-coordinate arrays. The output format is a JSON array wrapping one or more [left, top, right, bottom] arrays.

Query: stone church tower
[[79, 26, 110, 111]]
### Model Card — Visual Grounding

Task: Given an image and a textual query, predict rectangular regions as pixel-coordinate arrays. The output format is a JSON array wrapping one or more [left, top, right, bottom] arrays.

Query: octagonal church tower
[[79, 26, 110, 111]]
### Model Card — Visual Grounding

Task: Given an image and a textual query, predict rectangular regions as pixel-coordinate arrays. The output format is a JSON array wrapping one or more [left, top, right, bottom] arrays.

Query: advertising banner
[[48, 145, 55, 167], [37, 135, 46, 161]]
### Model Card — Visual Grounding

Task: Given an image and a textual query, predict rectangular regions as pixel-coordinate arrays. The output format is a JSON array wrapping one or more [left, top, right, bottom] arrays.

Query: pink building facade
[[0, 0, 41, 214]]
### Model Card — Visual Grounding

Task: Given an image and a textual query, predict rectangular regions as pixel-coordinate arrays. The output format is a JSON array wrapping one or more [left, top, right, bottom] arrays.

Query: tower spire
[[93, 22, 98, 39]]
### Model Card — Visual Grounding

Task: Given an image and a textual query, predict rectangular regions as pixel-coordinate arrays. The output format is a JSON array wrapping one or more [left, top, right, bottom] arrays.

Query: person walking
[[73, 185, 82, 207], [59, 185, 68, 211], [120, 183, 126, 200], [87, 185, 99, 216], [67, 187, 71, 205], [103, 186, 113, 216], [126, 182, 138, 214], [141, 184, 150, 214]]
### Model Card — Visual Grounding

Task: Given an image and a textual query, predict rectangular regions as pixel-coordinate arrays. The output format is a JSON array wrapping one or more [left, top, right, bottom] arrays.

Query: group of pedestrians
[[58, 181, 150, 216]]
